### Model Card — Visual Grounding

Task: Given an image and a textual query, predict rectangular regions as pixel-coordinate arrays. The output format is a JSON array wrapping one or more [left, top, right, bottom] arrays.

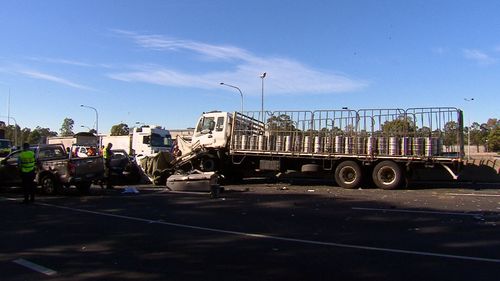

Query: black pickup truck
[[0, 144, 104, 194]]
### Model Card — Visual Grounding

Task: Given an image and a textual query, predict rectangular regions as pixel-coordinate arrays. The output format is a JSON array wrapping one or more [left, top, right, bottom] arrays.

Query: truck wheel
[[200, 158, 216, 172], [372, 161, 402, 190], [41, 175, 58, 195], [77, 181, 92, 195], [334, 161, 362, 189]]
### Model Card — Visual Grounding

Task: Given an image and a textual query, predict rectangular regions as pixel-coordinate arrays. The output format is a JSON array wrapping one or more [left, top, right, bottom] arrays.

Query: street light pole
[[464, 98, 474, 160], [260, 72, 266, 122], [80, 105, 99, 147], [220, 82, 244, 112]]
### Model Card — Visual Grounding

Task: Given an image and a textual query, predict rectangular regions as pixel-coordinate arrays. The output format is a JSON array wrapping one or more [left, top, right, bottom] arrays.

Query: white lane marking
[[352, 207, 491, 217], [35, 202, 500, 264], [445, 193, 500, 197], [13, 258, 57, 276]]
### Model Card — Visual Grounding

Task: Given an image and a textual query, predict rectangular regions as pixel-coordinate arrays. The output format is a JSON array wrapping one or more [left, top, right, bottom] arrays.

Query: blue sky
[[0, 0, 498, 134]]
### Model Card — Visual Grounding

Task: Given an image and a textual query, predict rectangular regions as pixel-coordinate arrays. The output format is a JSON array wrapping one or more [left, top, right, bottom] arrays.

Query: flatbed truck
[[174, 107, 464, 189]]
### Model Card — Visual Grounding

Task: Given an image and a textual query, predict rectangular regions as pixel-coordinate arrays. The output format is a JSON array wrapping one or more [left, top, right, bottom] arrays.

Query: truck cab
[[132, 125, 172, 156], [192, 111, 232, 149]]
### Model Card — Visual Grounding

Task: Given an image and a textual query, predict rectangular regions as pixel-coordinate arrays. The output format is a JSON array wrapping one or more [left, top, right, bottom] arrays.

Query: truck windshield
[[150, 133, 171, 148], [196, 117, 215, 133]]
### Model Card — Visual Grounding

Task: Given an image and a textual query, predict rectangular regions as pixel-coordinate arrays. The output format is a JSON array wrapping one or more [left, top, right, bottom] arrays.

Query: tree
[[28, 129, 41, 144], [27, 126, 57, 144], [487, 126, 500, 152], [443, 121, 459, 146], [21, 128, 31, 145], [266, 114, 296, 132], [417, 126, 432, 137], [110, 123, 130, 136], [60, 118, 74, 137], [381, 116, 416, 136]]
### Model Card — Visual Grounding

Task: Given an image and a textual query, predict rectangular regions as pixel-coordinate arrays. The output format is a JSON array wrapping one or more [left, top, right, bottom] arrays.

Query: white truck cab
[[132, 125, 172, 156], [191, 111, 232, 149]]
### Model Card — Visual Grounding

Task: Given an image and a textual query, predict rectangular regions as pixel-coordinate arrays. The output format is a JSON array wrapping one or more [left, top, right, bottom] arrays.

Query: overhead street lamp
[[80, 104, 99, 147], [80, 125, 92, 132], [220, 82, 244, 113], [464, 98, 475, 160], [260, 72, 266, 122]]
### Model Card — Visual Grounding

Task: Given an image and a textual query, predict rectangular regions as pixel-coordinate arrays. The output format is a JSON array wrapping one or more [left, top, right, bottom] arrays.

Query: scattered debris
[[121, 186, 139, 194]]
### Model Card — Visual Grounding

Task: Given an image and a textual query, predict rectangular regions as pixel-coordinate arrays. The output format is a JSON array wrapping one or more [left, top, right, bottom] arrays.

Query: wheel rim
[[377, 167, 396, 185], [340, 166, 357, 184]]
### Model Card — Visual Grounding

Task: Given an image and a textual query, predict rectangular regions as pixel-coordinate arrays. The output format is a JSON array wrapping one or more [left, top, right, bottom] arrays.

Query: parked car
[[107, 149, 141, 184], [0, 144, 104, 194]]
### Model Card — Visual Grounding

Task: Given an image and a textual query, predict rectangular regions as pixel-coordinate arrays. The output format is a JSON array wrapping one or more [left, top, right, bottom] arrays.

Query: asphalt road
[[1, 182, 500, 281]]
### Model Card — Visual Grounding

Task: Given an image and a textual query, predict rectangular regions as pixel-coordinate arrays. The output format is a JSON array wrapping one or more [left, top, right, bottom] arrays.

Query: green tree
[[27, 126, 57, 144], [60, 118, 75, 137], [28, 129, 41, 144], [266, 114, 296, 132], [487, 126, 500, 152], [443, 121, 459, 146], [417, 126, 432, 137], [21, 128, 31, 145], [381, 116, 416, 136], [110, 123, 130, 136]]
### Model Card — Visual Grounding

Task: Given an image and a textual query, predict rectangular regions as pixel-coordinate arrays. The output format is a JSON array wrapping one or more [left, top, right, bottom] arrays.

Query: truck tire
[[76, 181, 92, 195], [41, 175, 58, 195], [334, 160, 362, 189], [372, 161, 402, 190], [200, 157, 216, 172]]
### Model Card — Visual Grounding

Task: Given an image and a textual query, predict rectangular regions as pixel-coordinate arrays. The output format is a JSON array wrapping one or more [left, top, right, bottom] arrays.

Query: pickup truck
[[0, 143, 104, 194]]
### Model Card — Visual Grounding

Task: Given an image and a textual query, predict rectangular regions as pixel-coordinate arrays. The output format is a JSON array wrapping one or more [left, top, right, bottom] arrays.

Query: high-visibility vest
[[19, 150, 35, 173], [103, 148, 110, 159]]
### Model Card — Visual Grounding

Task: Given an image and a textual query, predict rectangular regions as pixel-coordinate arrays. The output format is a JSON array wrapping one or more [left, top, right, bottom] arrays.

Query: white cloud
[[109, 30, 368, 95], [18, 69, 92, 90], [25, 57, 114, 69], [463, 49, 497, 65]]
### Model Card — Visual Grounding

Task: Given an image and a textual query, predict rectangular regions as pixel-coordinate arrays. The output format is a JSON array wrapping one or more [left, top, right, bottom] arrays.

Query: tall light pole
[[80, 105, 99, 147], [0, 115, 17, 147], [464, 98, 474, 160], [260, 72, 266, 122], [220, 82, 243, 112]]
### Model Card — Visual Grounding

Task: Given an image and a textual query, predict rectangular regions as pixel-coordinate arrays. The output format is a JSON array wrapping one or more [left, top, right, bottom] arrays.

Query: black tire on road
[[334, 160, 362, 189], [200, 157, 216, 172], [372, 160, 403, 190], [76, 181, 92, 195], [41, 175, 58, 195]]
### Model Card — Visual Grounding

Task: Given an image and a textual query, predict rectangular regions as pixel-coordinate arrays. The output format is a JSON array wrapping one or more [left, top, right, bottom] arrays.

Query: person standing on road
[[18, 142, 36, 203], [103, 142, 114, 189]]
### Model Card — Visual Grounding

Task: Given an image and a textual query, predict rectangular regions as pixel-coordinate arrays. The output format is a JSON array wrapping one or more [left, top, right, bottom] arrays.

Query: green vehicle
[[0, 139, 12, 158]]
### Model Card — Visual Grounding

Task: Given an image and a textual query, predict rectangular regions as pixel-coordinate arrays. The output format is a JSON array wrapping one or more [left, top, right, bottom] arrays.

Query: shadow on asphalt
[[1, 178, 500, 281]]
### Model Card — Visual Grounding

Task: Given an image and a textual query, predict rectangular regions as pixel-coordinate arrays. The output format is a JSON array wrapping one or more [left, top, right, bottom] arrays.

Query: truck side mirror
[[143, 136, 150, 145]]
